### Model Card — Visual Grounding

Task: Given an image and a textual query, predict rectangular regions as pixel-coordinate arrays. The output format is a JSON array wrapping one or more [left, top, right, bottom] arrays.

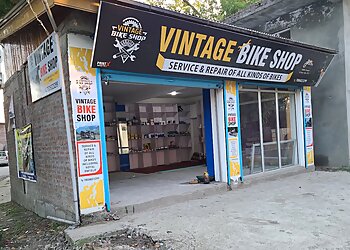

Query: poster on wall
[[91, 1, 335, 87], [7, 95, 16, 132], [28, 32, 62, 102], [225, 81, 242, 183], [303, 86, 314, 167], [15, 124, 36, 182], [68, 34, 105, 215]]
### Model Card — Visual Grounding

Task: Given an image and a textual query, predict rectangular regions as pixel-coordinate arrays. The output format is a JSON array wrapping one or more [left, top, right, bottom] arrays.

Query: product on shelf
[[179, 131, 191, 136], [142, 132, 165, 139], [105, 121, 117, 126], [166, 117, 176, 124], [169, 141, 178, 149], [127, 116, 140, 125], [106, 135, 117, 140], [167, 131, 179, 137], [128, 133, 141, 140], [143, 143, 152, 151]]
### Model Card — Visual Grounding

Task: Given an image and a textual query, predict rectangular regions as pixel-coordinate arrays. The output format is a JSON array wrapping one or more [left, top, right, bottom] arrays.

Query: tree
[[145, 0, 260, 21], [0, 0, 20, 19], [220, 0, 260, 18], [146, 0, 222, 21]]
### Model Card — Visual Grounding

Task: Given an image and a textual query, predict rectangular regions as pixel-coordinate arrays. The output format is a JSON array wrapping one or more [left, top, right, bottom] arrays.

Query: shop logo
[[227, 97, 235, 112], [111, 17, 147, 63], [305, 92, 310, 102], [97, 61, 111, 68], [76, 76, 92, 95], [303, 59, 314, 68]]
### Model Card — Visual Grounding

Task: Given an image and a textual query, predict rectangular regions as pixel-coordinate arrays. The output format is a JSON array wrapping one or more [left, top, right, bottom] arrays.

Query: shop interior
[[102, 81, 213, 208]]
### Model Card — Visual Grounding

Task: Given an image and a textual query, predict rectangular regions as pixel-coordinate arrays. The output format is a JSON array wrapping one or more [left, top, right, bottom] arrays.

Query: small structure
[[226, 0, 350, 168], [0, 0, 335, 223]]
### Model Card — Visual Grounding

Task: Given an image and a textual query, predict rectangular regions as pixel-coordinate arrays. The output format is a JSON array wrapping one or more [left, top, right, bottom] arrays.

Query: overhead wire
[[26, 0, 50, 36]]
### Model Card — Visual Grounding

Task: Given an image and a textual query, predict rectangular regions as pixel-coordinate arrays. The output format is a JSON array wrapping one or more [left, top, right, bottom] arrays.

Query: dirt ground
[[0, 202, 165, 249], [0, 177, 10, 204], [0, 202, 69, 249]]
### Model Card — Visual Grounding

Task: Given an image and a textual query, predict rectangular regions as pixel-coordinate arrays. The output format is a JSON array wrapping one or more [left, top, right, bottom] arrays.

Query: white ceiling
[[102, 81, 202, 103]]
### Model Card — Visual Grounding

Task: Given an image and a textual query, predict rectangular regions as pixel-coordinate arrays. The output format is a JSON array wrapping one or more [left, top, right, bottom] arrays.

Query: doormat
[[128, 160, 206, 174]]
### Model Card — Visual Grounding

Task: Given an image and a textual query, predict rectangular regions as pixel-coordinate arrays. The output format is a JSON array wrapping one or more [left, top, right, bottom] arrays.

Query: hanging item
[[68, 34, 105, 215], [303, 86, 314, 167], [225, 81, 242, 184]]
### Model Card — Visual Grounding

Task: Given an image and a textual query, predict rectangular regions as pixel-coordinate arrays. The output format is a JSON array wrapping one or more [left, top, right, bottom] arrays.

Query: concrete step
[[65, 182, 228, 245]]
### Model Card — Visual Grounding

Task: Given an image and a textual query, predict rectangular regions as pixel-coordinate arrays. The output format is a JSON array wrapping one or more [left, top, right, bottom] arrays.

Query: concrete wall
[[244, 0, 347, 167], [343, 0, 350, 169], [2, 9, 97, 221], [0, 123, 6, 150]]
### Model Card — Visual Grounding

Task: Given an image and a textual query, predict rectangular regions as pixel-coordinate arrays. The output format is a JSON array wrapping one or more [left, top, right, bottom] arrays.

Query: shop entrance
[[99, 74, 224, 209], [239, 85, 301, 176], [103, 82, 206, 173]]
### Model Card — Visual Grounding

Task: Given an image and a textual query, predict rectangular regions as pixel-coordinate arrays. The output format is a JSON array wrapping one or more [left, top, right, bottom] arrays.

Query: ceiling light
[[169, 91, 180, 96]]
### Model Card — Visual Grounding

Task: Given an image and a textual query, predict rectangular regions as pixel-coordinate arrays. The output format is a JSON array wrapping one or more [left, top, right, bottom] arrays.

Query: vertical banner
[[303, 86, 314, 167], [15, 124, 36, 181], [225, 81, 242, 183], [68, 34, 105, 214]]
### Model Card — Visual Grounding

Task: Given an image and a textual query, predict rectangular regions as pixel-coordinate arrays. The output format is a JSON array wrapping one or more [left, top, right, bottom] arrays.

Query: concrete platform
[[66, 166, 325, 246], [108, 165, 227, 215]]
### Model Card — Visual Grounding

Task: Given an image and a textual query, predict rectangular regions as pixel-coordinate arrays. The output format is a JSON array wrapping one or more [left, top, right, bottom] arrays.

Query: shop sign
[[28, 32, 62, 102], [15, 124, 36, 182], [68, 34, 105, 215], [225, 81, 242, 183], [92, 2, 335, 86], [303, 86, 314, 167]]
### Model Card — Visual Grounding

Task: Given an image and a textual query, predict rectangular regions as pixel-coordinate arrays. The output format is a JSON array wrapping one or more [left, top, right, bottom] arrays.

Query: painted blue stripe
[[96, 68, 111, 211], [100, 69, 223, 89], [223, 82, 231, 185], [236, 83, 244, 182], [239, 81, 302, 90], [203, 89, 214, 177]]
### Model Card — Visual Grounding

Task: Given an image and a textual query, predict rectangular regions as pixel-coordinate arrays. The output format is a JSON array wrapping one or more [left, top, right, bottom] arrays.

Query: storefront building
[[225, 0, 349, 169], [0, 0, 335, 223]]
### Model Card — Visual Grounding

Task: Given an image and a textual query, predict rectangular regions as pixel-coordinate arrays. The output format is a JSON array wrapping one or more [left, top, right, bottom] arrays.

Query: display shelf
[[128, 124, 179, 127], [128, 135, 191, 140], [111, 102, 198, 170], [129, 147, 192, 153]]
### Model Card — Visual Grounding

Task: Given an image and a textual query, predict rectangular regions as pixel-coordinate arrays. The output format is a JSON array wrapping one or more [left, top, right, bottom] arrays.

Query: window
[[239, 88, 298, 175]]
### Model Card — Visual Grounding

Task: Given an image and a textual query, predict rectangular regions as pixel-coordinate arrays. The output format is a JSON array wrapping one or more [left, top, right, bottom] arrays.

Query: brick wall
[[3, 9, 97, 222], [4, 61, 75, 222]]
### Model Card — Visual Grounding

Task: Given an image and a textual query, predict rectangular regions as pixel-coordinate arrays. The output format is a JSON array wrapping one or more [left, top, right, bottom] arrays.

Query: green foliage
[[146, 0, 222, 21], [220, 0, 260, 18], [145, 0, 260, 21], [0, 0, 20, 19]]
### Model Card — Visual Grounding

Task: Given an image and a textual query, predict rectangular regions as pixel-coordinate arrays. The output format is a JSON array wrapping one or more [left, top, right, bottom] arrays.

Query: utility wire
[[26, 0, 50, 36]]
